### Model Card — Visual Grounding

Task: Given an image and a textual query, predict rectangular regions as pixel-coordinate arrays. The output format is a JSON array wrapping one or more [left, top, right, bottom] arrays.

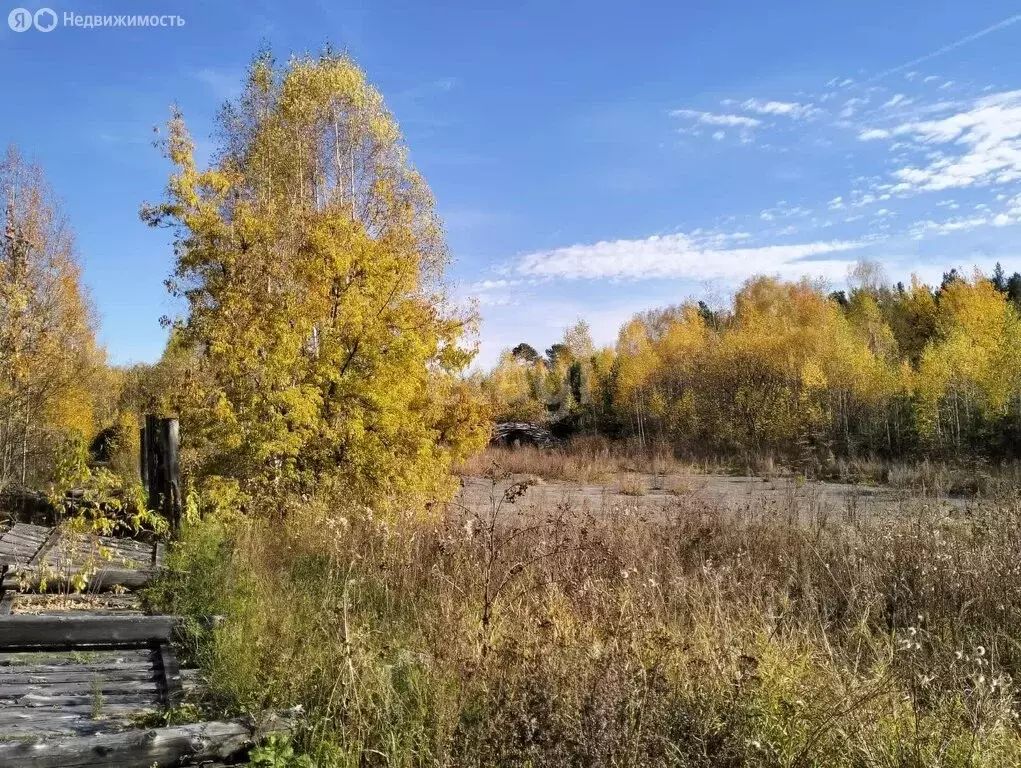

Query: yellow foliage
[[143, 51, 488, 514], [0, 146, 104, 488]]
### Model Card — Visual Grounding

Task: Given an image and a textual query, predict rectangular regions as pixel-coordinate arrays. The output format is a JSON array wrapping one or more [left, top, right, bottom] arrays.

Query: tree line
[[480, 262, 1021, 467], [5, 49, 1021, 507]]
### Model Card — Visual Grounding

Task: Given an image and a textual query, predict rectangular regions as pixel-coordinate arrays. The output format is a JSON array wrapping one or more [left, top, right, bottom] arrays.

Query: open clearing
[[456, 471, 973, 521]]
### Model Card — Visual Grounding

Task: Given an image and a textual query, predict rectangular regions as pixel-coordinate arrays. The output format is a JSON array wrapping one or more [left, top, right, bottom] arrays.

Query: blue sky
[[3, 2, 1021, 368]]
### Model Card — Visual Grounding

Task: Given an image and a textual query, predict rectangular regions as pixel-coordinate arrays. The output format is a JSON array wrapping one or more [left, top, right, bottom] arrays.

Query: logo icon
[[33, 7, 57, 31], [7, 7, 31, 31]]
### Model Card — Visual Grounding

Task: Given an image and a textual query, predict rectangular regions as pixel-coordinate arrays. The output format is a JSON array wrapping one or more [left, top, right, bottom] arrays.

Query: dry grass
[[463, 441, 1021, 504], [457, 437, 712, 484], [150, 473, 1021, 767], [616, 473, 647, 496]]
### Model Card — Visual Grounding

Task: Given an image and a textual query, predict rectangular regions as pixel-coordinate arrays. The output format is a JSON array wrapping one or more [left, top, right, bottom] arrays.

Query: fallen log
[[0, 615, 178, 650], [0, 715, 294, 768]]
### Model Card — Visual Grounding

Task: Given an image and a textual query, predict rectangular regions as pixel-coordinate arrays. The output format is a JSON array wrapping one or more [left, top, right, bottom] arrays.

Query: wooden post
[[138, 426, 148, 487], [161, 418, 182, 534], [142, 416, 182, 534]]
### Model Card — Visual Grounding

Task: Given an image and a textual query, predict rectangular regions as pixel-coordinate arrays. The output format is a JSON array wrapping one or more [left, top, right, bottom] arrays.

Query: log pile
[[490, 422, 560, 450]]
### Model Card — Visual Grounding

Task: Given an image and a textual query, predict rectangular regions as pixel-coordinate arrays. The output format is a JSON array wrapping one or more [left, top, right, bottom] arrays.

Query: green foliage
[[48, 434, 169, 539], [250, 735, 316, 768]]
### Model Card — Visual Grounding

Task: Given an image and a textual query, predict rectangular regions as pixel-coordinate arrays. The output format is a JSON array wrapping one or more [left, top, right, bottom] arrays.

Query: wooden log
[[0, 680, 159, 697], [0, 714, 117, 738], [144, 415, 158, 513], [0, 710, 134, 736], [3, 566, 157, 592], [0, 701, 155, 717], [0, 716, 284, 767], [1, 691, 160, 708], [152, 542, 165, 567], [155, 643, 182, 707], [138, 425, 147, 490], [0, 615, 178, 649]]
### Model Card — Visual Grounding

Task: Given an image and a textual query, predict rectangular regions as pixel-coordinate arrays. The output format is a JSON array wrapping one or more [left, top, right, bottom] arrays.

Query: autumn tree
[[143, 51, 488, 512], [0, 147, 103, 490], [916, 272, 1021, 454]]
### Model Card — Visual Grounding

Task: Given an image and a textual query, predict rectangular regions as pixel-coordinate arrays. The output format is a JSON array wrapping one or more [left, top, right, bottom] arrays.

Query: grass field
[[151, 447, 1021, 767]]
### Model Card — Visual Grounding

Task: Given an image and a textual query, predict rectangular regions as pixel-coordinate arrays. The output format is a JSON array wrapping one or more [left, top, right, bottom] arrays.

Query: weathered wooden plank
[[0, 541, 43, 564], [0, 701, 155, 717], [0, 591, 14, 615], [4, 524, 52, 540], [152, 542, 165, 567], [0, 669, 154, 684], [155, 643, 182, 707], [0, 537, 49, 549], [18, 610, 146, 618], [0, 649, 152, 665], [2, 526, 50, 538], [0, 709, 135, 733], [0, 680, 160, 697], [3, 566, 157, 592], [0, 615, 177, 649], [0, 692, 160, 708], [0, 533, 48, 547], [98, 537, 153, 554], [0, 717, 273, 768]]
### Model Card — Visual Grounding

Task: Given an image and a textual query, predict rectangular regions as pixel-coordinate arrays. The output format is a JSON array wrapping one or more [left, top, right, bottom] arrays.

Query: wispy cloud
[[866, 13, 1021, 83], [670, 109, 761, 128], [462, 278, 524, 308], [397, 77, 459, 101], [514, 233, 866, 282], [741, 99, 820, 120], [882, 90, 1021, 193]]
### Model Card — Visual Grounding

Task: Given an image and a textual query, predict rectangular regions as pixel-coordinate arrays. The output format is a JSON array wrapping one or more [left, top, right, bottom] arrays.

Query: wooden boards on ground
[[0, 718, 263, 767], [0, 523, 164, 592], [0, 648, 162, 739], [0, 615, 179, 650]]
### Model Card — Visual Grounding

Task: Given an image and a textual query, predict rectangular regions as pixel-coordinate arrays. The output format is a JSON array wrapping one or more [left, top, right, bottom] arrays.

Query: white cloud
[[463, 278, 525, 308], [859, 128, 892, 140], [671, 109, 761, 128], [514, 233, 867, 282], [883, 89, 1021, 192], [741, 99, 819, 120], [467, 279, 519, 292], [883, 94, 907, 108], [712, 130, 725, 140]]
